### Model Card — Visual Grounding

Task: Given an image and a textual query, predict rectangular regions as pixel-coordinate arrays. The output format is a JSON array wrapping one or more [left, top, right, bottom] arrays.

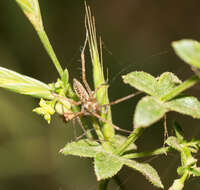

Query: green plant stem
[[180, 171, 189, 183], [37, 29, 63, 77], [85, 5, 114, 140], [92, 118, 105, 142], [123, 146, 172, 159], [160, 75, 200, 102], [98, 179, 109, 190], [115, 127, 145, 156]]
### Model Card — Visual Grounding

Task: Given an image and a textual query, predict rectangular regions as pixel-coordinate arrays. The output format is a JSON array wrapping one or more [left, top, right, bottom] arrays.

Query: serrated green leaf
[[124, 159, 164, 188], [166, 96, 200, 118], [134, 96, 167, 128], [165, 136, 182, 152], [62, 140, 163, 188], [94, 152, 164, 188], [94, 152, 123, 180], [0, 67, 53, 99], [156, 72, 182, 97], [122, 71, 157, 96], [60, 139, 103, 158], [16, 0, 43, 30], [172, 39, 200, 69]]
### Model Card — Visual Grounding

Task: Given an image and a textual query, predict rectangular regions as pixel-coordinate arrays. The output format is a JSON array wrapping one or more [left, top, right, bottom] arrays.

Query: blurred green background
[[0, 0, 200, 189]]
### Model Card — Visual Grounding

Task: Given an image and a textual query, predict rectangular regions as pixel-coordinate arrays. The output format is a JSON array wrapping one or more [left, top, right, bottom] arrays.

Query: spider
[[53, 33, 139, 138]]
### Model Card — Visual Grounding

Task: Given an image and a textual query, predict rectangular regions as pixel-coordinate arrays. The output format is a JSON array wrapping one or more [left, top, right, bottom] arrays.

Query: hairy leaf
[[134, 96, 167, 128], [166, 96, 200, 118], [94, 152, 123, 180], [124, 159, 164, 188], [0, 67, 53, 99], [60, 139, 103, 158], [122, 71, 157, 96], [172, 39, 200, 69]]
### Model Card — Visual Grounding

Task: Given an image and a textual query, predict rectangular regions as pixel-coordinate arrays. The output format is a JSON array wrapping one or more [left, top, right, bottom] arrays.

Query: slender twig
[[115, 128, 145, 156], [37, 29, 63, 77], [123, 146, 172, 159]]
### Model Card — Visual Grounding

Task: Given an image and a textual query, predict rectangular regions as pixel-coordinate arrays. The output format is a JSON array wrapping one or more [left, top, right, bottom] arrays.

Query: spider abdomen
[[73, 78, 89, 101]]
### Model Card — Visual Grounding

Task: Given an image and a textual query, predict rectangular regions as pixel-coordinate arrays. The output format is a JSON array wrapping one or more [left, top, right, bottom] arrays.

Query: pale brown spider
[[53, 34, 140, 138]]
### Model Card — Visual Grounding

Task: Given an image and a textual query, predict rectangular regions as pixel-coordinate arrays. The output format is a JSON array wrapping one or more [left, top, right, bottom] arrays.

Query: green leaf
[[172, 39, 200, 69], [60, 139, 103, 158], [94, 152, 164, 189], [156, 72, 182, 97], [62, 139, 163, 188], [134, 96, 167, 128], [16, 0, 43, 31], [122, 71, 157, 96], [124, 159, 164, 188], [94, 152, 123, 180], [0, 67, 53, 99], [166, 96, 200, 118]]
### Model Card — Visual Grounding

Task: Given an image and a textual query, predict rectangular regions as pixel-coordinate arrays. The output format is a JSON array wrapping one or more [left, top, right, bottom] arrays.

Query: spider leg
[[76, 128, 95, 141], [72, 119, 78, 140], [76, 117, 91, 139], [163, 114, 168, 148], [104, 91, 141, 107], [81, 30, 93, 96], [91, 82, 108, 98], [89, 111, 131, 134], [53, 93, 82, 106]]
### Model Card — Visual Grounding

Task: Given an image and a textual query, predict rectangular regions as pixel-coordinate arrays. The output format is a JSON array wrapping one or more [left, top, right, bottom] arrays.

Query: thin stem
[[160, 75, 200, 102], [37, 29, 63, 77], [98, 179, 109, 190], [115, 127, 145, 156], [92, 117, 105, 142], [123, 146, 172, 159], [180, 171, 189, 184]]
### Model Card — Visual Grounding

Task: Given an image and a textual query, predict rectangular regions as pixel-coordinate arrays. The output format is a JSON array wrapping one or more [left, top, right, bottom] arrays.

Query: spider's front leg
[[80, 30, 92, 96], [90, 110, 131, 134]]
